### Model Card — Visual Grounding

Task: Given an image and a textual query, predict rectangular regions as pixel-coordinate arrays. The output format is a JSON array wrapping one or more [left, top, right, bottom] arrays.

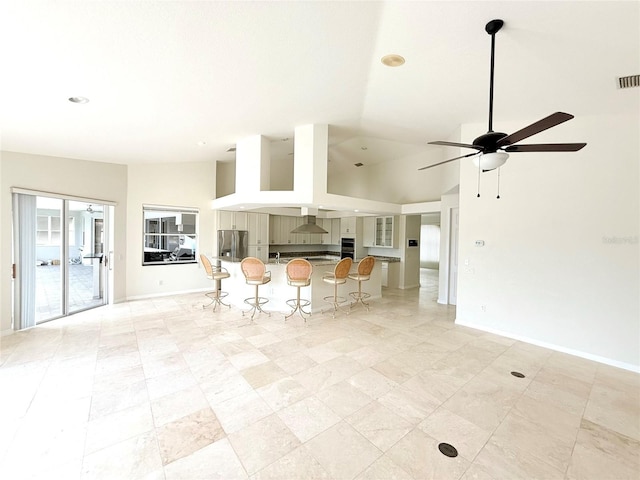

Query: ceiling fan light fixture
[[473, 152, 509, 171]]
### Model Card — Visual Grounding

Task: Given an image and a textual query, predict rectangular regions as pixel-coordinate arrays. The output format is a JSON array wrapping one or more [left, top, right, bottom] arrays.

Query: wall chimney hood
[[290, 215, 328, 234]]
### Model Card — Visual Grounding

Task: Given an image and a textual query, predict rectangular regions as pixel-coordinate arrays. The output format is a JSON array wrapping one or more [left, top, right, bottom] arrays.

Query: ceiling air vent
[[354, 162, 364, 167], [618, 75, 640, 89]]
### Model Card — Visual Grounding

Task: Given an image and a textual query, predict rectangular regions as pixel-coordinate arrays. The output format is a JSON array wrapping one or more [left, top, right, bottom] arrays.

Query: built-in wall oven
[[341, 237, 355, 259]]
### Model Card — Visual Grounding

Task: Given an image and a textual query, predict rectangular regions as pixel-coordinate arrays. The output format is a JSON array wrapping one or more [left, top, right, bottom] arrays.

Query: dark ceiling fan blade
[[496, 112, 575, 148], [418, 151, 480, 170], [428, 141, 483, 150], [504, 143, 587, 152]]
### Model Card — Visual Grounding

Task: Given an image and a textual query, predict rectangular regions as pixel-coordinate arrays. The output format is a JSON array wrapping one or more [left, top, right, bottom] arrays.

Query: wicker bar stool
[[322, 257, 352, 318], [240, 257, 271, 320], [284, 258, 313, 321], [200, 254, 231, 312], [349, 256, 375, 311]]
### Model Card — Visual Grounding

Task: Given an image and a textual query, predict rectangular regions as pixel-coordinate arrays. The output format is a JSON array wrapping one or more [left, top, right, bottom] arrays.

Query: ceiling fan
[[420, 19, 586, 173]]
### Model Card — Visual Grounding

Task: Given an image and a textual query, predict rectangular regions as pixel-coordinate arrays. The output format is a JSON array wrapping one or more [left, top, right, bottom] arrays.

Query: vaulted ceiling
[[1, 1, 637, 171]]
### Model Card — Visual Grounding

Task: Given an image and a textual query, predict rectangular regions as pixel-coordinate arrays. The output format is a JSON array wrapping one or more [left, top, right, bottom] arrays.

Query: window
[[143, 206, 198, 265], [36, 215, 61, 245]]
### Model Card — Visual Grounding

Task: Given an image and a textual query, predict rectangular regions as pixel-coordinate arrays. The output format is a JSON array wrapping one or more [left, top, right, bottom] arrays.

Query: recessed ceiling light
[[68, 96, 89, 104], [381, 54, 405, 67]]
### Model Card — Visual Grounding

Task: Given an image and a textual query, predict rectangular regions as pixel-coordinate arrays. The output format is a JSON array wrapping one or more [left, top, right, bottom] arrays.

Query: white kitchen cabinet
[[341, 216, 356, 235], [269, 215, 299, 245], [269, 215, 280, 244], [247, 212, 268, 246], [248, 245, 268, 262], [319, 218, 332, 245], [217, 210, 248, 230], [331, 218, 341, 245], [363, 217, 375, 247], [374, 216, 398, 248], [280, 216, 297, 244]]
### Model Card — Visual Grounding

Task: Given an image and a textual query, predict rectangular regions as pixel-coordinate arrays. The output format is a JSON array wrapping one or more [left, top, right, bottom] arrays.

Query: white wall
[[328, 148, 447, 204], [455, 113, 639, 370], [438, 188, 459, 304], [125, 161, 217, 299], [0, 151, 128, 334]]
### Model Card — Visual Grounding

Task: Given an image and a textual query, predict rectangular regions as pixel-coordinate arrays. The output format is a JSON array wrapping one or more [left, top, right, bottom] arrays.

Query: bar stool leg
[[323, 282, 350, 318], [203, 279, 231, 312], [242, 284, 271, 320], [349, 280, 371, 311], [285, 286, 311, 321], [204, 290, 231, 312]]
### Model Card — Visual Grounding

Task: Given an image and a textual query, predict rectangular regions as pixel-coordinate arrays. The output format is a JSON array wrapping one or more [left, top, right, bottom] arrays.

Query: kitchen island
[[218, 256, 382, 316]]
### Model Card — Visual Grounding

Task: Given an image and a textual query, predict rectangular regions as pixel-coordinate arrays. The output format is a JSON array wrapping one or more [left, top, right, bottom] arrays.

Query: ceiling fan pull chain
[[477, 158, 482, 197], [496, 167, 501, 199]]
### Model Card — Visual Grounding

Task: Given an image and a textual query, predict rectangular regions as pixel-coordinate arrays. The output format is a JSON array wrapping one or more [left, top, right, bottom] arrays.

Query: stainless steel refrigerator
[[217, 230, 248, 260]]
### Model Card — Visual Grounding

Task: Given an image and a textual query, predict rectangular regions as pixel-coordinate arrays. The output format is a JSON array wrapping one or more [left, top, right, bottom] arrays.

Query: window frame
[[36, 214, 61, 245], [142, 205, 198, 266]]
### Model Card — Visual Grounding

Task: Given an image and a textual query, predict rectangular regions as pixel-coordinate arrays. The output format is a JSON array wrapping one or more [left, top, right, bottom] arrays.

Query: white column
[[235, 135, 271, 195], [293, 124, 328, 204]]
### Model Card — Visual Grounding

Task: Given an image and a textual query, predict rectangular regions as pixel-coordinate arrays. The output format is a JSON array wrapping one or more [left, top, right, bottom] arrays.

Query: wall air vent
[[617, 75, 640, 89], [226, 146, 236, 152]]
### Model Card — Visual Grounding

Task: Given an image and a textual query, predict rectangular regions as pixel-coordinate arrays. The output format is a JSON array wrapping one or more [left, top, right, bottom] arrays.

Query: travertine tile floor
[[0, 274, 638, 479]]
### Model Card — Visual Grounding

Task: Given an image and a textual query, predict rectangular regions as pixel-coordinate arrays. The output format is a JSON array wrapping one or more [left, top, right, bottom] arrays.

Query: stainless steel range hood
[[290, 215, 328, 234]]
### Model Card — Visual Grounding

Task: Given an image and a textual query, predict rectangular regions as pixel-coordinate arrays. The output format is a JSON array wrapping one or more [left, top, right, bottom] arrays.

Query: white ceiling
[[1, 1, 638, 170]]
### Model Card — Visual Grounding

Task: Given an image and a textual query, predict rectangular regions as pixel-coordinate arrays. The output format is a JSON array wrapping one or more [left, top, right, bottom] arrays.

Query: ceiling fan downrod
[[485, 19, 503, 134]]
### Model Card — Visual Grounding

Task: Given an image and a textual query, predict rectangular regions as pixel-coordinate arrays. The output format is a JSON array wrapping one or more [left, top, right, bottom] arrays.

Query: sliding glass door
[[66, 201, 106, 316], [13, 192, 109, 327]]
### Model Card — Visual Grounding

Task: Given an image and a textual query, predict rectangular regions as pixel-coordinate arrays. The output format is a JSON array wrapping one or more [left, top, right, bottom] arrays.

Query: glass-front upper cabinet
[[374, 216, 397, 248]]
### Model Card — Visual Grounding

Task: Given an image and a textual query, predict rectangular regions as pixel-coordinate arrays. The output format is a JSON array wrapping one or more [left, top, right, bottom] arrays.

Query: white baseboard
[[456, 318, 640, 373], [1, 328, 14, 337], [126, 287, 210, 302]]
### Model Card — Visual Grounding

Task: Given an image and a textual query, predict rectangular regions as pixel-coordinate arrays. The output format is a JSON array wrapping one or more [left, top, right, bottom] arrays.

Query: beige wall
[[0, 151, 128, 333], [125, 161, 217, 299], [455, 113, 639, 370]]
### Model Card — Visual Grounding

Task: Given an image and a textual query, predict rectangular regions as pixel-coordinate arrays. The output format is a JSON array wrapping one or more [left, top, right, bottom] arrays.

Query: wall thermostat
[[475, 240, 485, 247]]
